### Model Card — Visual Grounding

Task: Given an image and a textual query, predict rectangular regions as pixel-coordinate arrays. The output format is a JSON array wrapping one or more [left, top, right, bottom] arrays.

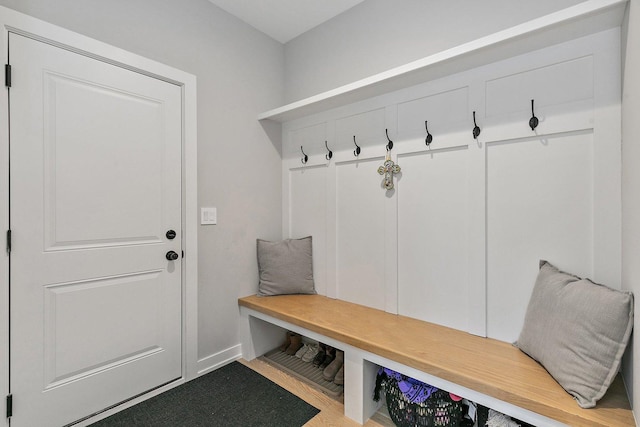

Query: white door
[[8, 33, 183, 426]]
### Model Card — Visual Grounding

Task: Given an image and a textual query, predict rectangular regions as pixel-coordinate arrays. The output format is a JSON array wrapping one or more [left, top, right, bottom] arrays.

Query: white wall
[[0, 0, 284, 369], [283, 0, 586, 103], [622, 0, 640, 414]]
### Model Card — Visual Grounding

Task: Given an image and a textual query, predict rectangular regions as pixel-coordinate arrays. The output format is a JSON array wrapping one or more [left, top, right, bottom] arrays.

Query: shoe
[[285, 333, 303, 355], [320, 347, 335, 369], [333, 364, 344, 385], [301, 344, 319, 362], [295, 343, 309, 358], [312, 343, 327, 366], [279, 331, 294, 352], [323, 350, 344, 381]]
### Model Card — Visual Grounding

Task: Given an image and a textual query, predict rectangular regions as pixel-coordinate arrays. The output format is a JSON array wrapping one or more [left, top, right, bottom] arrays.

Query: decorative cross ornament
[[378, 151, 401, 190]]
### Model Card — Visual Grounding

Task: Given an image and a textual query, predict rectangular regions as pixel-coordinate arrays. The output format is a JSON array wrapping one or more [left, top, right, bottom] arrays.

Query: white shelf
[[258, 0, 627, 123]]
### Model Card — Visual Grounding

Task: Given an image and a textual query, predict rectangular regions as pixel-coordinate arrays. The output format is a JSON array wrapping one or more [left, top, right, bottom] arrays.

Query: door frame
[[0, 6, 198, 425]]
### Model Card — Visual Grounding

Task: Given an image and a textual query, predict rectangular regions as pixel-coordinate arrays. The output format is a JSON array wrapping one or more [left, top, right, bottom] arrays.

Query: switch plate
[[201, 207, 217, 225]]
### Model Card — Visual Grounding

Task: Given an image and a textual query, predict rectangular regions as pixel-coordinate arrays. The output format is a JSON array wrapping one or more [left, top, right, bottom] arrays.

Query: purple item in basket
[[381, 368, 403, 381], [380, 368, 438, 404]]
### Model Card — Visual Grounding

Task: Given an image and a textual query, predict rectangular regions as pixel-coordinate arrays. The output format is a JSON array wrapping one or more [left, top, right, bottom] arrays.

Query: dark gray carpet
[[89, 361, 320, 427]]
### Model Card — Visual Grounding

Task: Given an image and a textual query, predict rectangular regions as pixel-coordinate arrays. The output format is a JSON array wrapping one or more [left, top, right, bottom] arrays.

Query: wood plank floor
[[239, 358, 394, 427]]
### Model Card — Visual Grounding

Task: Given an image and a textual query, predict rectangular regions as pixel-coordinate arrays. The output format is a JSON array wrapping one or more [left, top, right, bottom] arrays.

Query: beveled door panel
[[43, 73, 165, 250]]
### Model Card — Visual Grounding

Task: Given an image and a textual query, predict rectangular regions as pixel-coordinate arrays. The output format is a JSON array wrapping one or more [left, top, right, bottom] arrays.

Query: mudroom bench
[[238, 294, 634, 427]]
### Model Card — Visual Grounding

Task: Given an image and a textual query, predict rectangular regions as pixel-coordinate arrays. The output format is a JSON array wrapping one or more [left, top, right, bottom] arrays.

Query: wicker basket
[[384, 377, 464, 427]]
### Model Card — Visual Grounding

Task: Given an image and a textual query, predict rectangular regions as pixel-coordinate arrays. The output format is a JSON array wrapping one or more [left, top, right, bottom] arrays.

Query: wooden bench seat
[[238, 294, 634, 427]]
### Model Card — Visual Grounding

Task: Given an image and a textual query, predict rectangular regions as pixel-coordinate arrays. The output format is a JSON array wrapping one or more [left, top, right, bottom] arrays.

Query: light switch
[[201, 207, 217, 225]]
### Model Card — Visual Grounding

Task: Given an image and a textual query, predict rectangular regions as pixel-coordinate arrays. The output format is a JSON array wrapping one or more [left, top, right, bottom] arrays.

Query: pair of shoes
[[312, 343, 327, 366], [323, 350, 344, 381], [333, 364, 344, 385], [284, 332, 303, 355], [319, 347, 336, 369], [301, 344, 319, 362], [295, 343, 310, 358]]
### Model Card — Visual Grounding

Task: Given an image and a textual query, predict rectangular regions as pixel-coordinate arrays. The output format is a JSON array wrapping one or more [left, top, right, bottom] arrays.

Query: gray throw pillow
[[516, 260, 634, 408], [257, 236, 316, 296]]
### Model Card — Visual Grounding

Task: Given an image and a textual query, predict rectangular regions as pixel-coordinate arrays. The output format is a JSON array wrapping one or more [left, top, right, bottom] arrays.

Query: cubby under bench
[[238, 294, 634, 427]]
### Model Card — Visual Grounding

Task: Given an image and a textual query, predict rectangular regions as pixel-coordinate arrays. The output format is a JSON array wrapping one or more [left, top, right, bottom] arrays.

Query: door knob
[[166, 251, 179, 261]]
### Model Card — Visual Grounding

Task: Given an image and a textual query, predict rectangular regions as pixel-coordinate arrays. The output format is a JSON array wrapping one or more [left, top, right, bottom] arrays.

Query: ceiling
[[207, 0, 366, 44]]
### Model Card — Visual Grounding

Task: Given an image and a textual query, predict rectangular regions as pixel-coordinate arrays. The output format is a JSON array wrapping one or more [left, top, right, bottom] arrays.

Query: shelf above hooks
[[258, 0, 626, 123]]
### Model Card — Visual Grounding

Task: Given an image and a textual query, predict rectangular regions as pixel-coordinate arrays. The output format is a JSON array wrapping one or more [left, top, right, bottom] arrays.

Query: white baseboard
[[196, 344, 242, 376]]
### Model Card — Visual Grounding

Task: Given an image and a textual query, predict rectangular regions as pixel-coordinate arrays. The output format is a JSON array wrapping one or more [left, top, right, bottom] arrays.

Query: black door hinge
[[5, 64, 11, 88], [6, 229, 11, 254], [6, 394, 12, 418]]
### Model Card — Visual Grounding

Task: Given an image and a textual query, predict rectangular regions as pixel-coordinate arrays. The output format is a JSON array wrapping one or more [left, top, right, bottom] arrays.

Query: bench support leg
[[344, 352, 381, 424], [239, 309, 285, 360]]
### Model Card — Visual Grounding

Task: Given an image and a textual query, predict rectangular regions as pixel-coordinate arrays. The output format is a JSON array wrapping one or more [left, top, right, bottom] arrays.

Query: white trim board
[[0, 5, 198, 426], [196, 345, 243, 376]]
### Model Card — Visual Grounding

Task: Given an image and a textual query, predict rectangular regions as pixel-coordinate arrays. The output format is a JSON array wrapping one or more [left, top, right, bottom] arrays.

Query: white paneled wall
[[335, 109, 386, 150], [397, 148, 469, 332], [336, 158, 387, 310], [289, 165, 328, 296], [281, 29, 620, 342], [485, 56, 594, 119], [486, 133, 595, 341], [396, 87, 469, 143]]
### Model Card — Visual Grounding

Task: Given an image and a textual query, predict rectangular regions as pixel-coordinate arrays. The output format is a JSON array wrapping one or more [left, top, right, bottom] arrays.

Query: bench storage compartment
[[375, 368, 465, 427]]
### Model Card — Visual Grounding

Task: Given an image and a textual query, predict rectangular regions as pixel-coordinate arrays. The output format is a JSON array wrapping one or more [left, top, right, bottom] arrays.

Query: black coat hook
[[325, 141, 333, 160], [385, 128, 393, 151], [425, 120, 433, 146], [529, 99, 539, 131], [300, 146, 308, 164], [472, 111, 481, 139], [353, 135, 361, 157]]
